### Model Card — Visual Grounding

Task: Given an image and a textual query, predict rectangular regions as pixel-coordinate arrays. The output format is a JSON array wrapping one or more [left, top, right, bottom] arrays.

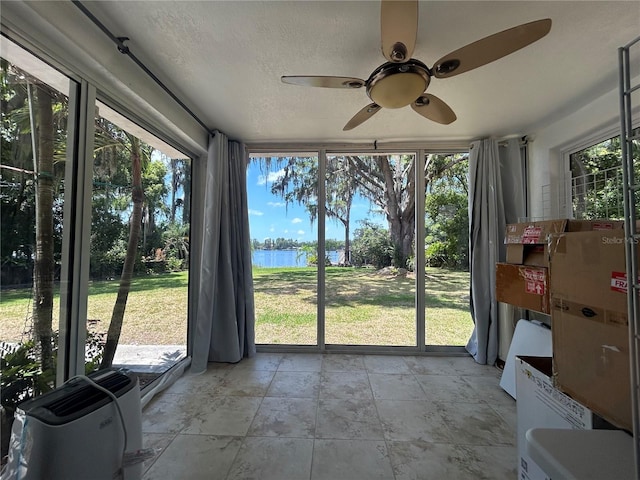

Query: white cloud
[[269, 226, 275, 232], [248, 209, 264, 216], [291, 218, 303, 224], [284, 229, 289, 234], [268, 201, 285, 207], [297, 230, 305, 235], [257, 169, 285, 186]]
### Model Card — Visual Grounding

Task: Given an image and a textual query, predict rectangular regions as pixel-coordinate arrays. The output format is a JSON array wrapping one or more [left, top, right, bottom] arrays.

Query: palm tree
[[31, 84, 56, 371], [101, 134, 145, 368]]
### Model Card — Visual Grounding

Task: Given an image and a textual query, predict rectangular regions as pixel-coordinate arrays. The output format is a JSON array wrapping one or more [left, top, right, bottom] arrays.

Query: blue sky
[[246, 160, 385, 243]]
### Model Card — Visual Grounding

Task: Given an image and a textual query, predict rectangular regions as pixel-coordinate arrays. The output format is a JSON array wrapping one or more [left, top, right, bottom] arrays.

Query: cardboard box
[[505, 219, 623, 267], [496, 263, 549, 314], [505, 220, 567, 267], [516, 356, 594, 480], [549, 230, 632, 431], [566, 219, 625, 232]]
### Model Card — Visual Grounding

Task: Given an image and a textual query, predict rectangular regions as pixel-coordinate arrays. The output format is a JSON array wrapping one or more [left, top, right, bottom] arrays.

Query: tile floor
[[141, 353, 517, 480]]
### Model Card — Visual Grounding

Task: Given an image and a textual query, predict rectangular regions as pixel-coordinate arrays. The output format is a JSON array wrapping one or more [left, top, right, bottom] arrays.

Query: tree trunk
[[32, 85, 55, 372], [343, 217, 351, 265], [378, 156, 416, 268], [170, 158, 178, 223], [182, 165, 191, 225], [101, 136, 144, 368]]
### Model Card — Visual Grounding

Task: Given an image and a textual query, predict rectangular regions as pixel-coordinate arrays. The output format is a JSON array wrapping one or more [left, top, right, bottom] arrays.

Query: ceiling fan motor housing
[[366, 59, 430, 109]]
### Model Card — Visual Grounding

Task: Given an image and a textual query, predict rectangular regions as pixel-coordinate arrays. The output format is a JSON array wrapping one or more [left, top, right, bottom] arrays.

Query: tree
[[261, 153, 472, 269], [344, 155, 415, 267], [101, 134, 145, 368], [1, 63, 70, 372], [141, 159, 168, 254], [260, 156, 359, 264], [169, 158, 186, 223], [350, 221, 395, 269], [326, 156, 357, 264], [32, 84, 56, 371], [568, 135, 640, 219], [424, 154, 470, 269]]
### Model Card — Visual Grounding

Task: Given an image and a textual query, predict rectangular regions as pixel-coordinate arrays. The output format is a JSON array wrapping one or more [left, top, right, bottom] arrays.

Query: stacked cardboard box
[[497, 219, 631, 431], [496, 219, 624, 314], [549, 229, 632, 431], [496, 220, 568, 314]]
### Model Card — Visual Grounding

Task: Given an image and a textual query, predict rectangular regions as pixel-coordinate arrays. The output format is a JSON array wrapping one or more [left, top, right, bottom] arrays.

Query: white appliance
[[1, 369, 142, 480], [499, 319, 552, 399]]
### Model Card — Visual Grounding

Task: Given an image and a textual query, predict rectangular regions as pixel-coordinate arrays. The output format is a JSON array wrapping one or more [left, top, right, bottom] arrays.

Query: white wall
[[528, 75, 640, 220]]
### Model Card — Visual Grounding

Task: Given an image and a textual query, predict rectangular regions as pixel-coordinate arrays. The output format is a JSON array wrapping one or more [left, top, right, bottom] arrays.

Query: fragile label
[[522, 226, 542, 244], [610, 272, 640, 294], [593, 222, 615, 230], [524, 268, 546, 295], [611, 272, 627, 293]]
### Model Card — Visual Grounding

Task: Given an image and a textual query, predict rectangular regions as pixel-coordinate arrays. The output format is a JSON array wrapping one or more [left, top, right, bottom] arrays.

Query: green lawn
[[1, 272, 189, 345], [253, 266, 472, 346], [1, 267, 472, 347]]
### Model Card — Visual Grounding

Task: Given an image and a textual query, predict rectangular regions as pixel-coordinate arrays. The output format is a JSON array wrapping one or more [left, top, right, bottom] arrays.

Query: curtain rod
[[71, 0, 215, 137], [469, 136, 529, 149]]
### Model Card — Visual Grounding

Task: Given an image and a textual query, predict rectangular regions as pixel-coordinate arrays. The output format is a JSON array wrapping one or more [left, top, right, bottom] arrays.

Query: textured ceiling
[[82, 1, 640, 145]]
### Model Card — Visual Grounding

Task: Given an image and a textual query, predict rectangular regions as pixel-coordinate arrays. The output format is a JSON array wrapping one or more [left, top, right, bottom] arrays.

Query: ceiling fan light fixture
[[366, 60, 430, 109]]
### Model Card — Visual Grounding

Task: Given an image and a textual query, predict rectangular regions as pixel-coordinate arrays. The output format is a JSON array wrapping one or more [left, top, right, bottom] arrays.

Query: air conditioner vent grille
[[43, 372, 131, 417]]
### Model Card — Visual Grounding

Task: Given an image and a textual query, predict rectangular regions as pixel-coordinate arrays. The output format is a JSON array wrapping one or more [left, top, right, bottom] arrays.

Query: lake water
[[252, 249, 341, 268]]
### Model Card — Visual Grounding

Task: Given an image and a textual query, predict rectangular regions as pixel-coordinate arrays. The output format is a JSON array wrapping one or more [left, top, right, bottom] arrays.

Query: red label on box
[[522, 226, 542, 244], [611, 272, 628, 293], [524, 268, 546, 295], [593, 222, 615, 230]]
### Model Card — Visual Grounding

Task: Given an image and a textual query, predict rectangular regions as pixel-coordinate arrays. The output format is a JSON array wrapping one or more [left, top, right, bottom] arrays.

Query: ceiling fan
[[281, 1, 551, 131]]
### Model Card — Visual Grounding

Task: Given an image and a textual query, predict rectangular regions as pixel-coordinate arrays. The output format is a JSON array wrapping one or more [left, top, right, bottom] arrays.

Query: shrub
[[425, 241, 449, 267], [1, 330, 105, 416], [351, 222, 394, 269]]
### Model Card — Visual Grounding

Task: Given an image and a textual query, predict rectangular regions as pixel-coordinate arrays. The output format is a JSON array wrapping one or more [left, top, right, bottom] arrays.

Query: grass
[[1, 267, 472, 347], [253, 266, 472, 346], [1, 272, 189, 345]]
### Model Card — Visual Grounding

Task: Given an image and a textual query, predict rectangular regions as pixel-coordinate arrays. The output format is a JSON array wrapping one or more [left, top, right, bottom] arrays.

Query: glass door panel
[[1, 38, 72, 451], [324, 154, 416, 346], [247, 155, 319, 345], [88, 101, 190, 382], [423, 152, 473, 346]]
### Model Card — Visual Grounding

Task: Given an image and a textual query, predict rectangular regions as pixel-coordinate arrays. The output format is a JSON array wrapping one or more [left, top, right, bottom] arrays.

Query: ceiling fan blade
[[281, 76, 365, 89], [343, 103, 382, 131], [381, 0, 418, 63], [431, 18, 552, 79], [411, 94, 456, 124]]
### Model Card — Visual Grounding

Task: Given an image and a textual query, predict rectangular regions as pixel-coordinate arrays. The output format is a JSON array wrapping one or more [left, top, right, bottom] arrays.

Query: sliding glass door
[[247, 155, 319, 345], [247, 149, 471, 350], [87, 101, 191, 382], [324, 153, 416, 346], [423, 152, 473, 346]]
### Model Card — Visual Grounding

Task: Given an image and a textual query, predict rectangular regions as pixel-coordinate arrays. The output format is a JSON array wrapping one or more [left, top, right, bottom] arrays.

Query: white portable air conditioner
[[1, 369, 142, 480]]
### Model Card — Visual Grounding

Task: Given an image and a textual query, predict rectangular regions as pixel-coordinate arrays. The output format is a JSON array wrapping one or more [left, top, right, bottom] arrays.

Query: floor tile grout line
[[365, 365, 400, 480], [141, 431, 180, 476], [310, 368, 322, 480]]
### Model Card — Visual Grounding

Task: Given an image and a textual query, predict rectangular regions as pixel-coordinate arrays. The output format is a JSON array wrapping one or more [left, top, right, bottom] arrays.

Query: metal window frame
[[57, 79, 96, 384]]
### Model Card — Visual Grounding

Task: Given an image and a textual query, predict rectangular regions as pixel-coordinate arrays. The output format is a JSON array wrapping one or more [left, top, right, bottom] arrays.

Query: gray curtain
[[192, 131, 256, 373], [466, 138, 524, 365]]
